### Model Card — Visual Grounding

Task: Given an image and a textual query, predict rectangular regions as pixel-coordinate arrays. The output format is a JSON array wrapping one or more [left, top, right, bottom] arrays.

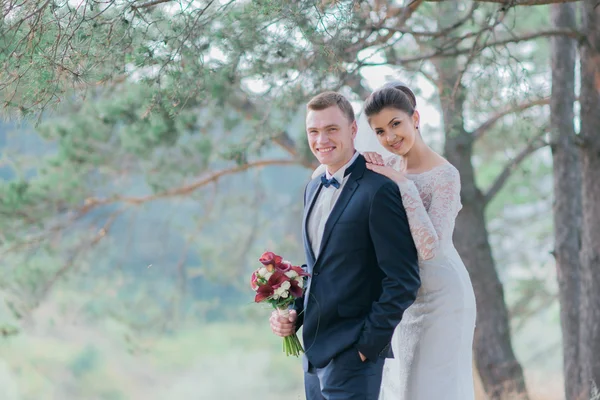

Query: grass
[[0, 298, 569, 400], [0, 315, 305, 399]]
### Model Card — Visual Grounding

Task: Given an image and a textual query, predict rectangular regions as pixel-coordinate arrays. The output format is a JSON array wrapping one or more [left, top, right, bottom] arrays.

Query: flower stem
[[276, 308, 304, 357], [283, 334, 303, 357]]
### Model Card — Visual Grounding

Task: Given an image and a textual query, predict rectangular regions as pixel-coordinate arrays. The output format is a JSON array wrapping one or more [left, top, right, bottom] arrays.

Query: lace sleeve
[[393, 164, 462, 261]]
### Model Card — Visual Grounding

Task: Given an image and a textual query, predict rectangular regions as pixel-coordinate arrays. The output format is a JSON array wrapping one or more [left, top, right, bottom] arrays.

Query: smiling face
[[369, 107, 420, 156], [306, 105, 357, 173]]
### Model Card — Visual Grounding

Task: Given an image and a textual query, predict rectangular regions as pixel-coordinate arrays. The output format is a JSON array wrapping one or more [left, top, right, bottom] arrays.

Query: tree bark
[[578, 1, 600, 398], [549, 4, 582, 400], [433, 54, 530, 399]]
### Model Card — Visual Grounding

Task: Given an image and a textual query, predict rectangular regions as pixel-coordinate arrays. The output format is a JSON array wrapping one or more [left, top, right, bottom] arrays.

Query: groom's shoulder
[[361, 174, 404, 215], [362, 168, 398, 192], [360, 169, 401, 204]]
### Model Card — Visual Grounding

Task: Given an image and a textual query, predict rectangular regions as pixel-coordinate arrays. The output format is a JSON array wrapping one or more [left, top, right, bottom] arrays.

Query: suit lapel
[[302, 178, 322, 266], [314, 179, 358, 265], [314, 156, 366, 267]]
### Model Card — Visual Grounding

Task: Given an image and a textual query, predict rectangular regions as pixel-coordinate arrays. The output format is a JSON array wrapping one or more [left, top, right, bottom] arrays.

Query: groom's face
[[306, 106, 357, 173]]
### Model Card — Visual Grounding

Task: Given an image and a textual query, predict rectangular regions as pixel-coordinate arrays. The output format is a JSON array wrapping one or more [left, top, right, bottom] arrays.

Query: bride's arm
[[394, 164, 462, 260]]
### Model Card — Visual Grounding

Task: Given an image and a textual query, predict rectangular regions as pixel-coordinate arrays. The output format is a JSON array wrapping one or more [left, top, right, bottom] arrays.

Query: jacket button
[[313, 271, 320, 276]]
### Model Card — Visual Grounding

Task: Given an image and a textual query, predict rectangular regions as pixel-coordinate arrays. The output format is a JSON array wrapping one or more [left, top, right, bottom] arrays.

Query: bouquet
[[251, 251, 309, 357]]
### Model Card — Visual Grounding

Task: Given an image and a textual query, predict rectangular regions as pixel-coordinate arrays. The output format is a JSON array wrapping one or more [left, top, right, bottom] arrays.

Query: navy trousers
[[304, 346, 385, 400]]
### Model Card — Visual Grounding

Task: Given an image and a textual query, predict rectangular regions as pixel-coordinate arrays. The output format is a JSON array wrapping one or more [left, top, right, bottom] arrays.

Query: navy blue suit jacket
[[294, 154, 420, 368]]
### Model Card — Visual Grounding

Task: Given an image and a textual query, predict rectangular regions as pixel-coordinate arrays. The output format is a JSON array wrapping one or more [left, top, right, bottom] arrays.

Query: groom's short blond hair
[[307, 92, 355, 123]]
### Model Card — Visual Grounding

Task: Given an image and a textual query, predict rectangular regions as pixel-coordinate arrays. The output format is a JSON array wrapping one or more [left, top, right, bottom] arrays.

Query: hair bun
[[382, 81, 417, 109]]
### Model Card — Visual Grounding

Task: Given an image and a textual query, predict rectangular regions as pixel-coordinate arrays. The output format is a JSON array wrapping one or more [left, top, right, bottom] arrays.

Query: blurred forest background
[[1, 0, 599, 399]]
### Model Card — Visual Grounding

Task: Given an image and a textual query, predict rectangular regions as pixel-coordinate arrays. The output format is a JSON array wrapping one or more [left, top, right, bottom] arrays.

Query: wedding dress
[[377, 158, 477, 400]]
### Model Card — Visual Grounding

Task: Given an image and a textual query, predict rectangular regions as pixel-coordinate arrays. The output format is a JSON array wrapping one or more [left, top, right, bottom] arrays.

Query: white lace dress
[[379, 160, 477, 400]]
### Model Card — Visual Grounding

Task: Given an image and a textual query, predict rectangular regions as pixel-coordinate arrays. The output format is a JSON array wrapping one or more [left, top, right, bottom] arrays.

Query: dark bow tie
[[320, 158, 359, 189], [321, 175, 340, 189]]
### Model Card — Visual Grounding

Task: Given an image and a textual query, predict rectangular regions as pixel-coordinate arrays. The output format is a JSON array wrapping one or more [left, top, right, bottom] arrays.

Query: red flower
[[255, 284, 273, 302], [250, 270, 259, 291], [259, 251, 283, 266], [289, 279, 303, 298], [267, 270, 288, 289], [259, 251, 283, 272], [275, 261, 293, 272]]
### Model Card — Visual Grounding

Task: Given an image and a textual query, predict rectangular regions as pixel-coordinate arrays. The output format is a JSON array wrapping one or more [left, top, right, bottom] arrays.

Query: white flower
[[272, 293, 280, 300], [263, 271, 273, 281], [280, 281, 291, 290], [295, 277, 304, 288], [257, 267, 268, 277], [274, 286, 289, 299], [285, 270, 299, 279]]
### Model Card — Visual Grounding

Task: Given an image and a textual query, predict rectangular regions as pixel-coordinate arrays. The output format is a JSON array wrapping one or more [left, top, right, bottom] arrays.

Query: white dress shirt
[[307, 151, 360, 257]]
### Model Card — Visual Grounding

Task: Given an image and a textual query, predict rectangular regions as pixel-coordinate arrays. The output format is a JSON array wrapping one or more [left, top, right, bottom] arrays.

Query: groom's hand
[[270, 309, 297, 337]]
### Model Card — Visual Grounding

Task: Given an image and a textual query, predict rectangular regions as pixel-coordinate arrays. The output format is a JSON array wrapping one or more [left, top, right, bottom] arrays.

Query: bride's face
[[369, 107, 420, 156]]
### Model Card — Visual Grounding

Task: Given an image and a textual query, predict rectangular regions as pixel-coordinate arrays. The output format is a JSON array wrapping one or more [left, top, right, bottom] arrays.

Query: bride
[[313, 81, 477, 400]]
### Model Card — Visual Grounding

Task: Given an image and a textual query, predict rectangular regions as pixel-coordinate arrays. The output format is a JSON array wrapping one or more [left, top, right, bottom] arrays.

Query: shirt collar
[[326, 151, 359, 181]]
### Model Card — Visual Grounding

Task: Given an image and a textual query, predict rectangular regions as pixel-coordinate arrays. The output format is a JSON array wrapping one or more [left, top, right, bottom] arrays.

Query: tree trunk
[[578, 1, 600, 398], [549, 4, 582, 400], [434, 56, 530, 400]]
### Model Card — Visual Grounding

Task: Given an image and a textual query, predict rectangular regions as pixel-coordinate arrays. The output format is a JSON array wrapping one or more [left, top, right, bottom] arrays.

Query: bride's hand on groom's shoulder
[[365, 155, 407, 184], [362, 151, 385, 166], [269, 309, 297, 337]]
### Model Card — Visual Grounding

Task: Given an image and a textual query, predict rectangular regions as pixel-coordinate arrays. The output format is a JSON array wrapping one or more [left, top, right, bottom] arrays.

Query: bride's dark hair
[[364, 82, 417, 118]]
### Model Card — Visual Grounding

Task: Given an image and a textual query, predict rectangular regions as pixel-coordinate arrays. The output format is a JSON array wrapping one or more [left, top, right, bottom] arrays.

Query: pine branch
[[79, 159, 300, 211], [344, 0, 427, 56], [484, 129, 549, 204], [386, 3, 478, 38], [360, 28, 583, 68], [131, 0, 174, 10], [37, 209, 122, 303], [473, 97, 551, 140]]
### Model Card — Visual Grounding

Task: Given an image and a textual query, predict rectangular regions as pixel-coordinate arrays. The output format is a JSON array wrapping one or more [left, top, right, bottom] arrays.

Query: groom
[[270, 91, 420, 399]]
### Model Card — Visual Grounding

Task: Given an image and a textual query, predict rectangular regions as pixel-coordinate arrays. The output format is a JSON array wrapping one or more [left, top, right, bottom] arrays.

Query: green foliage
[[0, 1, 135, 117]]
